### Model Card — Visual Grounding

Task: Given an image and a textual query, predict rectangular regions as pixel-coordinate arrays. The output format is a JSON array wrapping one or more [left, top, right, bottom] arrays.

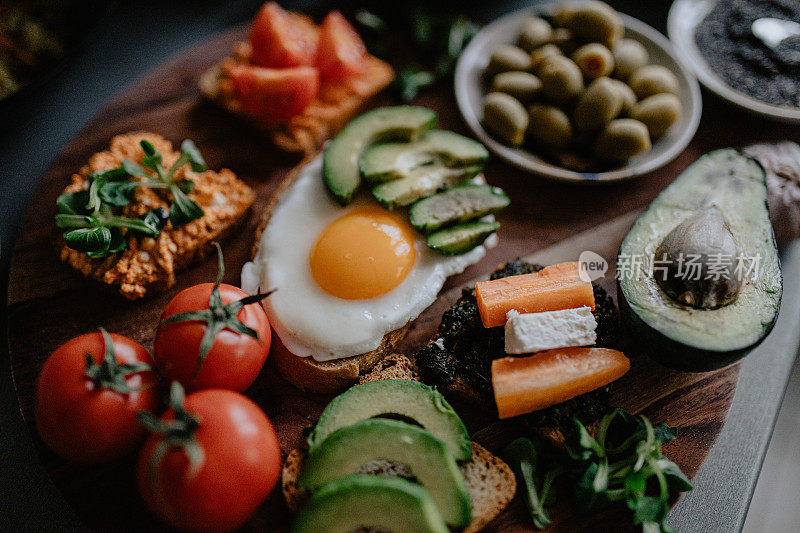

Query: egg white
[[241, 155, 497, 361]]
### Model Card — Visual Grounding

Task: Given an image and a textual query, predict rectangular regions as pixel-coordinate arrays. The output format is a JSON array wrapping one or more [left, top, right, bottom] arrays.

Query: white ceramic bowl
[[454, 3, 702, 182], [668, 0, 800, 124]]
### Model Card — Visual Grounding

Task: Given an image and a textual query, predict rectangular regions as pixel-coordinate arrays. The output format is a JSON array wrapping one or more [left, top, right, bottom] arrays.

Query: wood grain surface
[[8, 24, 794, 531]]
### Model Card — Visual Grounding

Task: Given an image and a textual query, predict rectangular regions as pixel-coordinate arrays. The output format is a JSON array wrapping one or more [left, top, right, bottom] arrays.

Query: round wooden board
[[12, 24, 792, 531]]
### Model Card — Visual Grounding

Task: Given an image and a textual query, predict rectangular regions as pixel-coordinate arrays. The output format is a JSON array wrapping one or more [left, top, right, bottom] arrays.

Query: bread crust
[[251, 158, 412, 393], [199, 41, 394, 155]]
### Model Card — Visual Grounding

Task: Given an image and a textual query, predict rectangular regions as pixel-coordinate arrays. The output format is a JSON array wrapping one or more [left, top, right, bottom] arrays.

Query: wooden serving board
[[7, 25, 773, 532]]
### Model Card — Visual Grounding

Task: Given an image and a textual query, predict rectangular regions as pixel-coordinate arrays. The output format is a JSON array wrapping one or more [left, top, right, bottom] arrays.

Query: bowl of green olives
[[455, 1, 702, 182]]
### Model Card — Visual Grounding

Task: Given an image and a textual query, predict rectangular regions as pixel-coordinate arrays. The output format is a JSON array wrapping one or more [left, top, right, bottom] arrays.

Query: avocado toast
[[281, 358, 516, 532]]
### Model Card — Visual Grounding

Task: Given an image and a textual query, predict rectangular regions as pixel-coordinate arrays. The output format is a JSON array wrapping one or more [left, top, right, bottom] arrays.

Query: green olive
[[486, 45, 532, 76], [571, 43, 615, 80], [518, 17, 553, 52], [594, 118, 651, 160], [549, 28, 579, 55], [607, 78, 637, 116], [560, 1, 624, 47], [628, 65, 679, 99], [483, 92, 529, 146], [612, 39, 649, 80], [527, 104, 573, 149], [530, 44, 563, 72], [574, 77, 623, 132], [539, 55, 584, 105], [491, 71, 542, 103], [631, 93, 682, 138]]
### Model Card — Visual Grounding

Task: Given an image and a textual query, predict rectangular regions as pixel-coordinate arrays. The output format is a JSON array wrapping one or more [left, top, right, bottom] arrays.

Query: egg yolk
[[310, 207, 417, 300]]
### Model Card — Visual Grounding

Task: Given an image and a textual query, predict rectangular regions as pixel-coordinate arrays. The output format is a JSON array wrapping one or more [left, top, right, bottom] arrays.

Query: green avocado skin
[[617, 279, 779, 372]]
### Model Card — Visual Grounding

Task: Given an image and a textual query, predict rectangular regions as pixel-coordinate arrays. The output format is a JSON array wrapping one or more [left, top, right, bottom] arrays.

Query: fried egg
[[241, 155, 497, 361]]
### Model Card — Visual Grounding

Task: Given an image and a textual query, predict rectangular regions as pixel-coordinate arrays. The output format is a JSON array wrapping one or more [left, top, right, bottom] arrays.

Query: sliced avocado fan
[[297, 418, 472, 528], [323, 106, 437, 205], [360, 130, 489, 183]]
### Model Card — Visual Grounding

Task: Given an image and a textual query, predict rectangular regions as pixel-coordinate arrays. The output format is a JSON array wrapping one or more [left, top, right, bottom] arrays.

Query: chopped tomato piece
[[225, 64, 319, 123], [249, 2, 319, 68], [316, 11, 367, 81]]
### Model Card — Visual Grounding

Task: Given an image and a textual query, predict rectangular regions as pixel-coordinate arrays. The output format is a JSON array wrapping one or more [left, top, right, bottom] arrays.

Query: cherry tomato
[[316, 11, 367, 81], [249, 2, 319, 68], [35, 330, 158, 462], [225, 63, 319, 123], [137, 387, 281, 532], [154, 282, 271, 392]]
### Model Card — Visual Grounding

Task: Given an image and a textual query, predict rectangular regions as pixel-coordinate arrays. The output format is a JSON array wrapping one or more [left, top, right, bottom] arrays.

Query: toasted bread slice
[[357, 352, 420, 384], [249, 161, 415, 393], [271, 325, 411, 394], [281, 442, 515, 532], [58, 132, 254, 300], [199, 41, 394, 155], [280, 357, 516, 531]]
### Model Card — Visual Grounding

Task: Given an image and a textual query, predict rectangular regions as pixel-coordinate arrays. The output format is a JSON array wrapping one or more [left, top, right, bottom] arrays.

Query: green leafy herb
[[56, 139, 207, 258], [504, 409, 692, 533], [121, 139, 206, 225], [353, 5, 480, 102]]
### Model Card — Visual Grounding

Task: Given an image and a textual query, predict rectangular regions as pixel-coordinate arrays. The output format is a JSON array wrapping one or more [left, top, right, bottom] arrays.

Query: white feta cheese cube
[[504, 306, 597, 354]]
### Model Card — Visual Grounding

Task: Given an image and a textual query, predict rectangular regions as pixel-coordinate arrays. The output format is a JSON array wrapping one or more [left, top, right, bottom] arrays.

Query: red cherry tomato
[[316, 11, 367, 81], [35, 330, 158, 462], [225, 63, 319, 123], [154, 282, 271, 392], [137, 387, 281, 532], [249, 2, 319, 68]]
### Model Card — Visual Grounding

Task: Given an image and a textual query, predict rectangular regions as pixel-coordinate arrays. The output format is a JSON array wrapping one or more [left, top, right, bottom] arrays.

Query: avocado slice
[[409, 183, 510, 233], [372, 164, 482, 209], [298, 418, 472, 527], [360, 130, 489, 183], [291, 475, 449, 533], [307, 379, 471, 461], [323, 106, 438, 205], [618, 149, 782, 371], [428, 221, 500, 255]]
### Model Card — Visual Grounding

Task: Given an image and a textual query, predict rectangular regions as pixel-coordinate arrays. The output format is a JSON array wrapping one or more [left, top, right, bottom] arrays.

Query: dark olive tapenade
[[695, 0, 800, 108], [414, 260, 621, 428]]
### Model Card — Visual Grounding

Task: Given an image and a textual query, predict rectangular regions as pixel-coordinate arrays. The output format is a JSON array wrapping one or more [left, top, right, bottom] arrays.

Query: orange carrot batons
[[492, 347, 630, 419], [475, 262, 595, 328]]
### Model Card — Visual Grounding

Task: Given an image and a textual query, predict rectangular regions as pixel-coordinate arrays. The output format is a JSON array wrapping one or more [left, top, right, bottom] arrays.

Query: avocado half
[[618, 149, 782, 372]]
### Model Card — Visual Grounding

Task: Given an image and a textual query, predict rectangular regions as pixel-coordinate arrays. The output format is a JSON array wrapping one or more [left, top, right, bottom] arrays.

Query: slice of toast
[[199, 41, 395, 155], [58, 132, 254, 300], [280, 354, 517, 531], [249, 161, 414, 394]]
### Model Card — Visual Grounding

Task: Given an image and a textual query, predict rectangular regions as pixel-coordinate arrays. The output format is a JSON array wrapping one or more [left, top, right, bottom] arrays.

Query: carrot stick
[[492, 347, 630, 419], [475, 262, 595, 328]]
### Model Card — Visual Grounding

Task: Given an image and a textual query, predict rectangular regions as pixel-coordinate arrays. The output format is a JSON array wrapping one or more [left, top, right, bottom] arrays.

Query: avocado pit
[[654, 206, 743, 309]]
